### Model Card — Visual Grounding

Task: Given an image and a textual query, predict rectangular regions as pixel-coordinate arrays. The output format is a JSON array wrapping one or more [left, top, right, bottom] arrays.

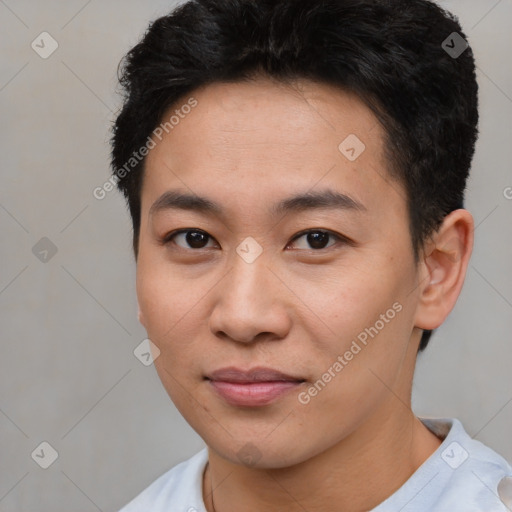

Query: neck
[[203, 406, 442, 512]]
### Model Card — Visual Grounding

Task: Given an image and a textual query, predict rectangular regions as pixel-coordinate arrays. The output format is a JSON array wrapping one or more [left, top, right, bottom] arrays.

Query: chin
[[204, 428, 324, 469]]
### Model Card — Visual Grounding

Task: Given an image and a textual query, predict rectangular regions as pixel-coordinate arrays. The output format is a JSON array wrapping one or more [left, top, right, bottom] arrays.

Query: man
[[111, 0, 512, 510]]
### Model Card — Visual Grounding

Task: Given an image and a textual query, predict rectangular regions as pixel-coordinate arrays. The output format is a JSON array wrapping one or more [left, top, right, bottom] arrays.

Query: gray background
[[0, 1, 511, 510]]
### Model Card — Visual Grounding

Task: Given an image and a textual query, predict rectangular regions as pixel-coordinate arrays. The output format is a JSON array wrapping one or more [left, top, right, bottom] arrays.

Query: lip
[[206, 366, 306, 407]]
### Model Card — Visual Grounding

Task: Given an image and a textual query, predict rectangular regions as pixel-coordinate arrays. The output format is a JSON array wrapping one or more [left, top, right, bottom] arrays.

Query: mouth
[[205, 366, 306, 407]]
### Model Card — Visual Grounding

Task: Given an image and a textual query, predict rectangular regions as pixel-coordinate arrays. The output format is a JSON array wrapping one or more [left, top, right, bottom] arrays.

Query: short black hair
[[110, 0, 478, 352]]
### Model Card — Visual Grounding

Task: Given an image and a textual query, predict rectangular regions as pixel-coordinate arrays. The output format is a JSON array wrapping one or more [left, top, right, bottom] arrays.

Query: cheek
[[136, 254, 197, 346], [136, 266, 177, 334], [304, 266, 403, 340], [136, 260, 205, 403], [303, 257, 416, 385], [295, 298, 411, 437], [135, 254, 221, 373]]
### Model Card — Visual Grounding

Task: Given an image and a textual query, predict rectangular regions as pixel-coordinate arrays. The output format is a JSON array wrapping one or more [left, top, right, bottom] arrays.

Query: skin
[[136, 77, 474, 511]]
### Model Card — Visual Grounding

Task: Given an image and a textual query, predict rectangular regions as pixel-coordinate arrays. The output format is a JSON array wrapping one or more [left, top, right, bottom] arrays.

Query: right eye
[[161, 229, 219, 250]]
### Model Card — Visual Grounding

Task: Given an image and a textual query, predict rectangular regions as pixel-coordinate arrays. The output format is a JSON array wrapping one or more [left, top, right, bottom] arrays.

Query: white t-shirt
[[119, 418, 512, 511]]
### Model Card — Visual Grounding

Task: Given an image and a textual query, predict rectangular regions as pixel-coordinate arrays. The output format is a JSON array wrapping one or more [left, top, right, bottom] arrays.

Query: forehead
[[142, 77, 405, 222], [153, 77, 383, 163]]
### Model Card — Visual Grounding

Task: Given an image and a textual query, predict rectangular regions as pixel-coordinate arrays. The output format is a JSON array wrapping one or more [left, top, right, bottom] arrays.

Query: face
[[136, 78, 424, 468]]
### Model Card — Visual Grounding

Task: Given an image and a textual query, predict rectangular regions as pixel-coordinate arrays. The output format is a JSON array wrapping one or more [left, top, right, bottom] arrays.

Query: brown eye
[[163, 229, 216, 249], [288, 230, 345, 250]]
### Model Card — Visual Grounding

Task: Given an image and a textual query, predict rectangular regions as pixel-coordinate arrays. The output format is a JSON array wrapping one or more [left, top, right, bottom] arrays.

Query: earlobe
[[414, 209, 474, 331]]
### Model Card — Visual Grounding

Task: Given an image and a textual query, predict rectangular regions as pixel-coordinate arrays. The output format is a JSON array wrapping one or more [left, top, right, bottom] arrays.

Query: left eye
[[287, 230, 343, 250]]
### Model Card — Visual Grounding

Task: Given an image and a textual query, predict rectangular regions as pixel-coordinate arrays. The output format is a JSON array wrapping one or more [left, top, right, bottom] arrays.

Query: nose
[[208, 252, 292, 345]]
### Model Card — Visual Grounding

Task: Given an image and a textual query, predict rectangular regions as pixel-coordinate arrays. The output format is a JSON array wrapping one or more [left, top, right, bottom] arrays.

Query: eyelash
[[160, 228, 352, 252]]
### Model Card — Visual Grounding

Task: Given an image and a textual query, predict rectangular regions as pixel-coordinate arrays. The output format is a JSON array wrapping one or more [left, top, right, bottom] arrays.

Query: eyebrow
[[149, 188, 366, 218]]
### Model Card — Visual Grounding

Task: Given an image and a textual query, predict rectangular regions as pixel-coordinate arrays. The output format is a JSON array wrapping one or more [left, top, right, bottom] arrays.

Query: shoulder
[[431, 417, 512, 511], [118, 447, 209, 512], [374, 417, 512, 512]]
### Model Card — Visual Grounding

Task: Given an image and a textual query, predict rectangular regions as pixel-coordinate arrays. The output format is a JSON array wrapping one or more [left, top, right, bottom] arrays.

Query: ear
[[414, 209, 474, 331], [137, 302, 146, 327]]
